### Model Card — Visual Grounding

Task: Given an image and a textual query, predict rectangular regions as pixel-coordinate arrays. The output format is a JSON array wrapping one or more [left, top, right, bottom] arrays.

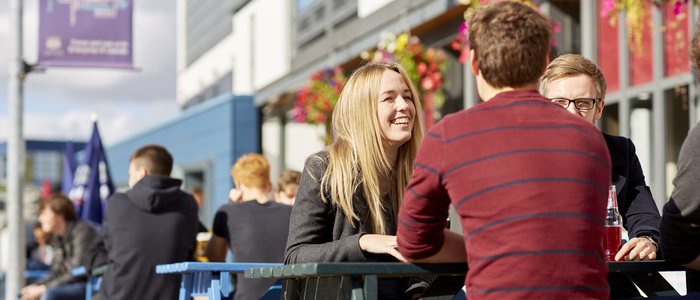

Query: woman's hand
[[20, 284, 46, 300], [358, 234, 407, 262], [615, 237, 657, 261]]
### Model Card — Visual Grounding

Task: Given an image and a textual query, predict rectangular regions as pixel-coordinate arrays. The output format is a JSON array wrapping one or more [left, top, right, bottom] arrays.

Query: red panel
[[630, 1, 654, 86], [598, 0, 619, 92], [664, 2, 690, 77]]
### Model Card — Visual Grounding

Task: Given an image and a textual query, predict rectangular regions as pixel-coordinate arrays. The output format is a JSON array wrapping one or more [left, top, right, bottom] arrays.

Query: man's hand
[[615, 237, 657, 261], [20, 284, 46, 300], [358, 234, 407, 262], [228, 188, 243, 203]]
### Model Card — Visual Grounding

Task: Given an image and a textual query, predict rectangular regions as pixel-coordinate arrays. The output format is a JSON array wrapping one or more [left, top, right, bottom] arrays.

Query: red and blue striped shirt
[[398, 89, 611, 299]]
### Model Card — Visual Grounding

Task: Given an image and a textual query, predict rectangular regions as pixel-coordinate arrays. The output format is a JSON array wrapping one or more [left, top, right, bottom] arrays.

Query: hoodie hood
[[125, 175, 184, 212]]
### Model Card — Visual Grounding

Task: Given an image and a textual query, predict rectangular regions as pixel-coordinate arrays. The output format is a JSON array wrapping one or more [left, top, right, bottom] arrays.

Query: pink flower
[[421, 77, 435, 90], [552, 21, 561, 34], [417, 62, 427, 76], [599, 0, 615, 18], [459, 51, 468, 64], [674, 1, 684, 16], [451, 40, 460, 51], [459, 22, 468, 35]]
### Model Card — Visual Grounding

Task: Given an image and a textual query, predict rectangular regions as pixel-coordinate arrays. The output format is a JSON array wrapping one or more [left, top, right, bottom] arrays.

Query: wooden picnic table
[[244, 261, 700, 300], [245, 262, 466, 300], [155, 262, 283, 300]]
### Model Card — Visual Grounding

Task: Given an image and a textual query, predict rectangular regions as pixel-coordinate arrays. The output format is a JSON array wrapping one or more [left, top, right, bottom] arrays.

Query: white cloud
[[0, 98, 179, 146]]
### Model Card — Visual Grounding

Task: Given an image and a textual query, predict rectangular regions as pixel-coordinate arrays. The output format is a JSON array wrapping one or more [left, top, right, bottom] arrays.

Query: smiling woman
[[285, 61, 430, 299]]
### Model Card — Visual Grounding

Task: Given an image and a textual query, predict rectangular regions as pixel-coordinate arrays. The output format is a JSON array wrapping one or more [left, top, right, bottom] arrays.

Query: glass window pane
[[665, 86, 690, 198]]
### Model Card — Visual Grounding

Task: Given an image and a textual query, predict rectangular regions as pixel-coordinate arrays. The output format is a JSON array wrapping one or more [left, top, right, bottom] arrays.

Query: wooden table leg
[[210, 272, 222, 300], [180, 273, 193, 300]]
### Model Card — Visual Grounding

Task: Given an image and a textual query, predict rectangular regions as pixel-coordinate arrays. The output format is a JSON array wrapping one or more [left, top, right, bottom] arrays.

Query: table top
[[245, 260, 695, 279], [245, 262, 469, 279], [156, 262, 283, 274]]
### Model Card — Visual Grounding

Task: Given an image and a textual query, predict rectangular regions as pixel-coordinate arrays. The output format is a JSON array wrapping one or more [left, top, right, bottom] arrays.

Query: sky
[[0, 0, 180, 146]]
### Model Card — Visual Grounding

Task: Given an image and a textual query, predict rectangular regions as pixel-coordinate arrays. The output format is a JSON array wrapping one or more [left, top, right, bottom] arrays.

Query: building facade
[[176, 0, 700, 215], [0, 140, 86, 188], [105, 94, 260, 227]]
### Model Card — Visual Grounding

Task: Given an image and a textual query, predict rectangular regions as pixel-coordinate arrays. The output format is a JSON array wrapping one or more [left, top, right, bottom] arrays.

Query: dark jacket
[[86, 175, 199, 300], [286, 151, 430, 299], [604, 133, 661, 243], [38, 220, 97, 288]]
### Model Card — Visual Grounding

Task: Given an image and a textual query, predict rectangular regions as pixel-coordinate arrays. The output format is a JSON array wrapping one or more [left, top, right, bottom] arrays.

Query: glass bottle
[[603, 185, 623, 261]]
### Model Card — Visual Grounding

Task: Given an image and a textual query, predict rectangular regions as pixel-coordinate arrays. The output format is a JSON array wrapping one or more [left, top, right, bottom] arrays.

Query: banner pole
[[6, 0, 26, 298]]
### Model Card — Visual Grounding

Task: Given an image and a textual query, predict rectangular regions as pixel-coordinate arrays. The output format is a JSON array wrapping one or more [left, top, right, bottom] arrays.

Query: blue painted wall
[[105, 93, 260, 226]]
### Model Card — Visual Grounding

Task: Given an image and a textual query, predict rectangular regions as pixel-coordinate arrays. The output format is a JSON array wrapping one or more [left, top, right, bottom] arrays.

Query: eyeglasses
[[550, 98, 598, 110]]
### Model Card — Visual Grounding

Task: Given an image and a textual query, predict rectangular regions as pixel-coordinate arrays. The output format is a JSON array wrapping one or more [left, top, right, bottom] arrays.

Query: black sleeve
[[661, 126, 700, 264]]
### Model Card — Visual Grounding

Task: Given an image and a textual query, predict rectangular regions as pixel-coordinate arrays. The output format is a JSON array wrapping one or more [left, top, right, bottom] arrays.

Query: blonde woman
[[285, 61, 426, 299]]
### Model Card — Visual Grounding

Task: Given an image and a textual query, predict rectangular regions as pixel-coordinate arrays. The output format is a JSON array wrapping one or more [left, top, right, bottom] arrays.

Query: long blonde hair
[[317, 61, 425, 235]]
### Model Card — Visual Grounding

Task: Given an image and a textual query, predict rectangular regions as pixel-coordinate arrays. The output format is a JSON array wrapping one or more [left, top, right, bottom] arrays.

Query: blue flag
[[68, 121, 115, 225], [61, 140, 77, 195]]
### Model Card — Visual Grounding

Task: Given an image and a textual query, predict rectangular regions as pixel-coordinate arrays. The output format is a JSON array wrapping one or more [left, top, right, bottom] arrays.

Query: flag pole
[[6, 0, 26, 297]]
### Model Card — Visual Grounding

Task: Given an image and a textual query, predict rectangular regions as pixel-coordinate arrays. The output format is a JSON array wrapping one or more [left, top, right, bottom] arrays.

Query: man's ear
[[266, 181, 272, 193], [469, 49, 480, 77], [595, 98, 606, 121], [138, 166, 148, 178]]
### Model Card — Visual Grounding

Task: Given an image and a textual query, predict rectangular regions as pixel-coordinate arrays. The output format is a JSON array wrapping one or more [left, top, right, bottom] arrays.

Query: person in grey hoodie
[[86, 144, 199, 300]]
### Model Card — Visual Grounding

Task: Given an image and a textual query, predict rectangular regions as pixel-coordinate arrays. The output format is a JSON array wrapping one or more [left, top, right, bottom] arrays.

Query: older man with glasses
[[541, 53, 661, 298]]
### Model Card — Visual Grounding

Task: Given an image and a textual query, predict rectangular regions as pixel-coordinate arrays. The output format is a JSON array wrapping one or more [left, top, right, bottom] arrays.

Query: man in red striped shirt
[[396, 2, 611, 299]]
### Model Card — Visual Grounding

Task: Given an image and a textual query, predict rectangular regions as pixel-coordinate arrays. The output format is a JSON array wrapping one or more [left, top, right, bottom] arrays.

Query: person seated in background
[[285, 61, 431, 299], [273, 169, 301, 205], [21, 192, 98, 300], [188, 186, 209, 233], [26, 222, 53, 273], [541, 54, 660, 260], [396, 2, 611, 299], [206, 153, 292, 300], [85, 144, 199, 300], [660, 21, 700, 271], [540, 53, 662, 298], [188, 186, 205, 208]]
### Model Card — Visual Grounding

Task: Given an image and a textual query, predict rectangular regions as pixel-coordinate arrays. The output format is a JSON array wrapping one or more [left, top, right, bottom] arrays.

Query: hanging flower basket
[[291, 67, 347, 144], [362, 32, 448, 129]]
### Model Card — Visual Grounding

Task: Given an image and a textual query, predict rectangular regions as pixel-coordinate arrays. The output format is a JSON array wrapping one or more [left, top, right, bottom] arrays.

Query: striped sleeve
[[397, 121, 452, 260]]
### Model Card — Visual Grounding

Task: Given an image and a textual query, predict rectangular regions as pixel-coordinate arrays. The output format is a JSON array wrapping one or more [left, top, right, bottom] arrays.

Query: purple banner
[[38, 0, 133, 69]]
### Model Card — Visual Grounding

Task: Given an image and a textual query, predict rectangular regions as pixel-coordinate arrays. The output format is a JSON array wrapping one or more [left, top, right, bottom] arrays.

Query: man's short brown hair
[[540, 54, 607, 100], [276, 170, 301, 193], [231, 153, 270, 190], [468, 1, 551, 88], [130, 144, 173, 176], [39, 192, 76, 221]]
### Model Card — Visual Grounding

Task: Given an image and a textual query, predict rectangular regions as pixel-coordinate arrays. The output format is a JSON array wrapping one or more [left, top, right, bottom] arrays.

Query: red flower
[[417, 62, 427, 76]]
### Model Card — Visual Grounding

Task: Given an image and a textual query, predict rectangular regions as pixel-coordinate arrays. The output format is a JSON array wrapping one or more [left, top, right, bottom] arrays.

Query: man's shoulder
[[603, 132, 631, 146]]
